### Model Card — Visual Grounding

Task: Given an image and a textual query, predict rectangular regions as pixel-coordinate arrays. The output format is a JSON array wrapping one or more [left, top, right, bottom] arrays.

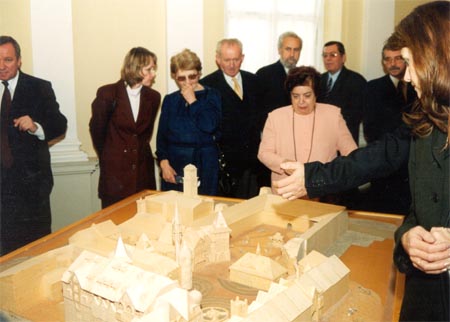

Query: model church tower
[[183, 164, 198, 198], [209, 211, 231, 262]]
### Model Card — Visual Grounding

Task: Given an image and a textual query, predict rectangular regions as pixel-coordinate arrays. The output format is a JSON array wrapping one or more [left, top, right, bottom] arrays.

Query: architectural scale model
[[227, 251, 349, 322], [0, 164, 352, 322], [229, 251, 289, 291], [61, 239, 203, 322]]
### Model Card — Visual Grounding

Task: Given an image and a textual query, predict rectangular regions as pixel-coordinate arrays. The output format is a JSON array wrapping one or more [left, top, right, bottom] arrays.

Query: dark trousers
[[101, 195, 124, 209], [217, 168, 259, 199], [1, 194, 51, 256], [400, 272, 449, 321]]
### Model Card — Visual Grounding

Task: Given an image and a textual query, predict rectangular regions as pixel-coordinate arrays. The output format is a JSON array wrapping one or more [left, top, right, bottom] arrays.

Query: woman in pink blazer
[[258, 66, 357, 190]]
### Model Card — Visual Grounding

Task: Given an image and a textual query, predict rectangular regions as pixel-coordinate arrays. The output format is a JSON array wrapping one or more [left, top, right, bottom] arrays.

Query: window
[[225, 0, 324, 73]]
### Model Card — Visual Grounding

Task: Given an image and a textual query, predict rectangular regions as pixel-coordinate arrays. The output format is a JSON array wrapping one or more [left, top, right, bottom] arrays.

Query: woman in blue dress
[[156, 49, 221, 195]]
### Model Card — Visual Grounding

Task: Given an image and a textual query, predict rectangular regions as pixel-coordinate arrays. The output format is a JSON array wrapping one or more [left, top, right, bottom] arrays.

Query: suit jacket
[[393, 129, 449, 320], [200, 70, 263, 176], [317, 66, 367, 143], [304, 124, 411, 198], [364, 74, 416, 143], [258, 103, 357, 185], [256, 60, 290, 119], [360, 74, 417, 214], [89, 80, 161, 199], [1, 71, 67, 254], [2, 72, 67, 200]]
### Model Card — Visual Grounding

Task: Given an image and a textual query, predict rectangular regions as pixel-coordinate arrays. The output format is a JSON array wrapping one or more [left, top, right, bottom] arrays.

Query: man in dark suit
[[256, 31, 302, 118], [360, 36, 417, 215], [255, 32, 302, 188], [317, 41, 366, 145], [316, 41, 366, 208], [0, 36, 67, 255], [200, 38, 263, 199]]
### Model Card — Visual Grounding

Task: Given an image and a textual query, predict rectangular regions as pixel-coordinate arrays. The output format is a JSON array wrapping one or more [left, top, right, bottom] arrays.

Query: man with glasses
[[316, 41, 366, 209], [317, 41, 366, 145], [200, 38, 263, 199], [359, 36, 417, 215]]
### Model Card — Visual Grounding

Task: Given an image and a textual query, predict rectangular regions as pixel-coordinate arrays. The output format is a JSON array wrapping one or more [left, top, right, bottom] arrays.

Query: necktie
[[1, 80, 13, 168], [326, 76, 333, 97], [397, 80, 407, 103], [232, 77, 243, 100]]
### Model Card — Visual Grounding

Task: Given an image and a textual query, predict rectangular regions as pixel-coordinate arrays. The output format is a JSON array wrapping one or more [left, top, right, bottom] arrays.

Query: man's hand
[[272, 161, 307, 200], [402, 226, 450, 274], [14, 116, 37, 133]]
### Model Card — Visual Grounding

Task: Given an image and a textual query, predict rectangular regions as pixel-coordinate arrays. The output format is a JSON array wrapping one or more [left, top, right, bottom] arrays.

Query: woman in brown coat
[[89, 47, 161, 208]]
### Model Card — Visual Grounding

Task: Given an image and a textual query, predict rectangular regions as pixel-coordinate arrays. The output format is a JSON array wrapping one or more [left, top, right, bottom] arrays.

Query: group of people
[[273, 1, 449, 320], [1, 1, 448, 320], [90, 32, 413, 214], [89, 32, 379, 208]]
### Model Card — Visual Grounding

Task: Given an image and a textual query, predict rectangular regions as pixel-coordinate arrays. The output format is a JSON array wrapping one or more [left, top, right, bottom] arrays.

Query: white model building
[[227, 251, 350, 322], [61, 243, 203, 322], [229, 252, 288, 291], [0, 164, 352, 322]]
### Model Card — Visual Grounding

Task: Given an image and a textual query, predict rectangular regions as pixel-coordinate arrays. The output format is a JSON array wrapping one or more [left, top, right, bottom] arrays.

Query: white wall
[[362, 0, 396, 81]]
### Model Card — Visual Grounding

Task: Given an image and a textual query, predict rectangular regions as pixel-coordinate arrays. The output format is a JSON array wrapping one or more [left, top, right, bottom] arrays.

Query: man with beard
[[360, 35, 417, 215], [256, 32, 302, 188], [256, 31, 302, 124]]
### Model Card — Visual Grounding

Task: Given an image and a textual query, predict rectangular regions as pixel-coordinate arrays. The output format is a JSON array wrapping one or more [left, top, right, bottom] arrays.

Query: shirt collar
[[328, 69, 342, 82], [126, 84, 142, 97], [389, 75, 400, 87], [223, 71, 241, 83], [2, 71, 20, 98]]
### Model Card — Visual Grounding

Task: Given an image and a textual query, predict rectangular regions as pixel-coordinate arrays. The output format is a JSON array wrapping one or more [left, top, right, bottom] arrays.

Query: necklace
[[292, 107, 316, 162]]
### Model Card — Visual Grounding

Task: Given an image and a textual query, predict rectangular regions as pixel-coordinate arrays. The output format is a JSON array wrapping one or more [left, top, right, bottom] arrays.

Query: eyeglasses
[[383, 56, 404, 64], [176, 74, 198, 82], [144, 66, 157, 75], [322, 52, 340, 58]]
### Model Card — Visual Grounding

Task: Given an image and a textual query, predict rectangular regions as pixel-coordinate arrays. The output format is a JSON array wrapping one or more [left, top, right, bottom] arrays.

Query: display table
[[0, 190, 405, 321]]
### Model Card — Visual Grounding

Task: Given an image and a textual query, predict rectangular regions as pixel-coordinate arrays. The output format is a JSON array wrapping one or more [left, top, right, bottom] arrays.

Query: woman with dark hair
[[391, 1, 450, 320], [258, 66, 356, 192], [89, 47, 161, 208], [156, 49, 221, 196], [273, 2, 449, 320]]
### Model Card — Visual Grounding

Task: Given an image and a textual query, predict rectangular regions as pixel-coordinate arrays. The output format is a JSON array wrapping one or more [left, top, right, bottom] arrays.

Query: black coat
[[317, 66, 367, 143], [360, 74, 417, 214], [256, 60, 290, 121], [394, 129, 449, 321], [363, 74, 416, 143], [1, 72, 67, 254], [304, 124, 411, 198], [200, 70, 263, 177]]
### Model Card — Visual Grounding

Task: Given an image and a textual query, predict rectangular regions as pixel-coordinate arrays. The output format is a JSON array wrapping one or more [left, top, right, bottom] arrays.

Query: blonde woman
[[90, 47, 161, 208]]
